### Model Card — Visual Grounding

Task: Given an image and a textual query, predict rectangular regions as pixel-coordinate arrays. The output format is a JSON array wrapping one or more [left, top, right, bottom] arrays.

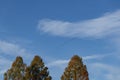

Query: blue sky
[[0, 0, 120, 80]]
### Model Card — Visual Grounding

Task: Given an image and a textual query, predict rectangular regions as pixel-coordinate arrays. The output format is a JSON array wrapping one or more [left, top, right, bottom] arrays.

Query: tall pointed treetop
[[4, 56, 26, 80], [30, 55, 44, 67], [61, 55, 89, 80], [69, 55, 82, 65], [25, 55, 51, 80]]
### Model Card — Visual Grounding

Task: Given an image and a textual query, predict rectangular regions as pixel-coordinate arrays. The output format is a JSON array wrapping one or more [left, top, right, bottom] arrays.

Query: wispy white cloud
[[89, 63, 120, 80], [83, 54, 112, 60], [38, 10, 120, 38], [47, 59, 69, 68], [0, 40, 33, 58], [47, 54, 109, 67]]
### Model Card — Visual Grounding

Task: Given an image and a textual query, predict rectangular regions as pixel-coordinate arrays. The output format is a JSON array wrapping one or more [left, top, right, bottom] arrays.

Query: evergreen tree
[[61, 55, 89, 80], [4, 56, 26, 80], [25, 55, 51, 80]]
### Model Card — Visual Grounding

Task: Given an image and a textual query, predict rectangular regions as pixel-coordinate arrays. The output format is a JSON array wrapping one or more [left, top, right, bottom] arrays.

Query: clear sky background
[[0, 0, 120, 80]]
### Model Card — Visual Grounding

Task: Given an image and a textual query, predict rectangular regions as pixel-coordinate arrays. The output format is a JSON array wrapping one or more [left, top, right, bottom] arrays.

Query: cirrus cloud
[[38, 10, 120, 38]]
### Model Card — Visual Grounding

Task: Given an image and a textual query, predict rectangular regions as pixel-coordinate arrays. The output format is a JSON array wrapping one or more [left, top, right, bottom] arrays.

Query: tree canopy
[[4, 56, 51, 80], [4, 55, 89, 80], [4, 56, 26, 80], [25, 56, 51, 80], [61, 55, 89, 80]]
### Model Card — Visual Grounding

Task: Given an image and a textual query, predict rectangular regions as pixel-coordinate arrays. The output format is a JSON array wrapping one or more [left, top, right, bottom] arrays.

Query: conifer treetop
[[61, 55, 89, 80]]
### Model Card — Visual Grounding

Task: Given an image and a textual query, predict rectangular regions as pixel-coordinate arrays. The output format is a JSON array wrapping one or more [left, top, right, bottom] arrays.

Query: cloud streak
[[89, 63, 120, 80], [47, 59, 69, 67], [47, 54, 109, 67], [0, 40, 33, 58], [38, 10, 120, 38]]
